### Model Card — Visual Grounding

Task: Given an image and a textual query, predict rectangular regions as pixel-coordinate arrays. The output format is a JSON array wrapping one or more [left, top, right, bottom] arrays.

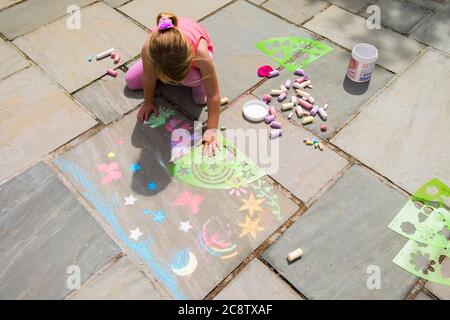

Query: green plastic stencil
[[255, 37, 333, 72], [144, 105, 175, 128], [169, 135, 266, 189], [394, 240, 450, 286], [412, 178, 450, 210], [389, 200, 450, 248]]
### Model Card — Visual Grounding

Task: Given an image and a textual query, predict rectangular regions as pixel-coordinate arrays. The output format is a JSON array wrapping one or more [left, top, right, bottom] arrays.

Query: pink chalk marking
[[97, 162, 122, 184], [107, 68, 118, 77], [116, 139, 125, 145], [201, 221, 234, 251], [165, 118, 193, 133], [172, 191, 204, 214]]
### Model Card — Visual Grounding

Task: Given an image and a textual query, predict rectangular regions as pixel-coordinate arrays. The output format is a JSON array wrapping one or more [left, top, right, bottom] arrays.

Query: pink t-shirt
[[151, 17, 214, 54]]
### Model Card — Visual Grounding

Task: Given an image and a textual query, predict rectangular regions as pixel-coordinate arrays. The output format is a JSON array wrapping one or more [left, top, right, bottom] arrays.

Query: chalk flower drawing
[[97, 162, 122, 185], [238, 215, 264, 239], [238, 193, 264, 217]]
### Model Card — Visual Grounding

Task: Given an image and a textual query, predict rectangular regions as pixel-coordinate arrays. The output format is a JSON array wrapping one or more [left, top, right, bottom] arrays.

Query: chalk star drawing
[[124, 194, 137, 206], [179, 221, 193, 232], [107, 152, 116, 158], [238, 215, 264, 239], [238, 193, 264, 217], [129, 163, 142, 173], [147, 181, 157, 191], [426, 186, 439, 197], [129, 228, 143, 241], [172, 191, 204, 214], [97, 162, 122, 185], [152, 210, 165, 223]]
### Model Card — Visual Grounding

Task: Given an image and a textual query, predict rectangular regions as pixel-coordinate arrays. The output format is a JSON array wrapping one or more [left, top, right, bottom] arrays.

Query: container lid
[[352, 43, 378, 63], [242, 100, 269, 122]]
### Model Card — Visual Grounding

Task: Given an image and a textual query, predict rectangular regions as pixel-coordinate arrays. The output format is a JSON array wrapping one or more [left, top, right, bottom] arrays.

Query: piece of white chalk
[[268, 70, 279, 78], [288, 112, 293, 119], [96, 48, 115, 60], [270, 129, 282, 139], [318, 107, 328, 121], [220, 97, 229, 105], [287, 248, 303, 262], [296, 89, 310, 98], [323, 103, 328, 110], [308, 96, 315, 104], [284, 79, 292, 89], [281, 102, 294, 111], [291, 96, 298, 106], [271, 89, 283, 96], [298, 80, 311, 89], [280, 85, 288, 93]]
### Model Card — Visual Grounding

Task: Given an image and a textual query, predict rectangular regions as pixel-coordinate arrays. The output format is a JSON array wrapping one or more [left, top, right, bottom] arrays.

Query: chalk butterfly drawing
[[97, 162, 122, 185], [144, 106, 175, 128], [172, 191, 204, 214], [165, 118, 193, 133]]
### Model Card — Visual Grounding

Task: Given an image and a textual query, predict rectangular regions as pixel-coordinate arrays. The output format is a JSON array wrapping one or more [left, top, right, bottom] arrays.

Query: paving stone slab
[[0, 0, 21, 10], [0, 0, 97, 40], [425, 258, 450, 300], [406, 0, 447, 11], [13, 2, 147, 93], [0, 37, 29, 79], [220, 95, 348, 202], [70, 256, 168, 299], [252, 41, 393, 139], [304, 5, 424, 73], [54, 97, 299, 300], [0, 162, 121, 299], [249, 0, 266, 5], [0, 66, 97, 184], [332, 49, 450, 194], [74, 69, 144, 125], [363, 0, 430, 34], [262, 0, 328, 25], [410, 2, 450, 54], [215, 259, 301, 300], [201, 0, 315, 101], [329, 0, 370, 12], [263, 166, 418, 299], [118, 0, 232, 29], [104, 0, 129, 8]]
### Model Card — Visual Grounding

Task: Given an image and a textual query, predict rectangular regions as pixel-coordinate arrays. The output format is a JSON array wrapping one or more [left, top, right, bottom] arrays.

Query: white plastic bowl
[[242, 100, 269, 122]]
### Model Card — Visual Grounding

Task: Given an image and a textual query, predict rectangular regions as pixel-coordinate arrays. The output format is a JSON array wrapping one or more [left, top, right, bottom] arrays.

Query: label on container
[[347, 57, 375, 82]]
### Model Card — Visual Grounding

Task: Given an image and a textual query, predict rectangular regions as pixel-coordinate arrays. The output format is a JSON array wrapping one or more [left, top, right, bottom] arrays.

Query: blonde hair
[[149, 13, 193, 84]]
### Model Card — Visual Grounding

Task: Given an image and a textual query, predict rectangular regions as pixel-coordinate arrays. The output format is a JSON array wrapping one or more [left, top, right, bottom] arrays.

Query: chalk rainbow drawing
[[199, 218, 238, 260], [97, 162, 122, 185], [171, 249, 198, 277], [54, 158, 185, 299]]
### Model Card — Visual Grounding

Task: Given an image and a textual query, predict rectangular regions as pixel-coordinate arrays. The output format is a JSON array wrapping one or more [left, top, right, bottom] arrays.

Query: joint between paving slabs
[[63, 252, 125, 300], [45, 159, 174, 300]]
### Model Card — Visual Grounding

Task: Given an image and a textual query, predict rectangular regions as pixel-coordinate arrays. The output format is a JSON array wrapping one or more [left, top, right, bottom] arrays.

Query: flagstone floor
[[0, 0, 449, 300]]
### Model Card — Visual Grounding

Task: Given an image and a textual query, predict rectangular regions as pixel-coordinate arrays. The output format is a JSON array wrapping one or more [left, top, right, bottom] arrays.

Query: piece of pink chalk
[[298, 98, 313, 111], [310, 105, 319, 116], [113, 55, 121, 64], [277, 92, 287, 102], [107, 68, 118, 77], [265, 114, 276, 124], [262, 94, 272, 103], [320, 124, 328, 132], [295, 77, 305, 83], [270, 121, 282, 129], [270, 129, 282, 139], [110, 52, 117, 59], [269, 106, 277, 117]]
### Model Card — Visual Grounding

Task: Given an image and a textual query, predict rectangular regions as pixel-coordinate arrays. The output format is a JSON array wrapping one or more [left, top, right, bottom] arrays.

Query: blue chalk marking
[[147, 181, 157, 191], [54, 158, 185, 300], [172, 249, 189, 269], [129, 163, 142, 173], [152, 210, 165, 224]]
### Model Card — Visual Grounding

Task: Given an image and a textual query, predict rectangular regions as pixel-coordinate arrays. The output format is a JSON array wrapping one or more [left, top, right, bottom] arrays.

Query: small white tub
[[347, 43, 378, 83]]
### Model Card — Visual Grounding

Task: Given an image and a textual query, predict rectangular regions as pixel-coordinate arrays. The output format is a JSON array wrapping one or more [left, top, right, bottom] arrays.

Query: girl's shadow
[[130, 120, 173, 197]]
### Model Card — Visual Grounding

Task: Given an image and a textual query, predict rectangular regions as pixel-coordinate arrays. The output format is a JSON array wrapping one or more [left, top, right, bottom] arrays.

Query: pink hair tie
[[158, 18, 174, 31]]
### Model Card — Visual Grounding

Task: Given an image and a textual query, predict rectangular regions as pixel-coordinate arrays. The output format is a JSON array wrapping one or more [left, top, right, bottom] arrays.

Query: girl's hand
[[137, 101, 158, 123], [201, 129, 221, 157]]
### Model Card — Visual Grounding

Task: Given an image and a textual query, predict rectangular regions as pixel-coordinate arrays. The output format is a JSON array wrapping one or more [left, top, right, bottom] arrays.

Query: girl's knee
[[125, 70, 142, 91]]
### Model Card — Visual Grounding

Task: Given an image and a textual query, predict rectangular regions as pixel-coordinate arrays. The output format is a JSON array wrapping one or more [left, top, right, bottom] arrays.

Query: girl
[[126, 12, 221, 156]]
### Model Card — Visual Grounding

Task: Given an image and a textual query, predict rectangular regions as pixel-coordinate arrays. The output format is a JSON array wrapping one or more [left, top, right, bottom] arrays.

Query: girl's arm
[[195, 40, 221, 156], [137, 37, 159, 122]]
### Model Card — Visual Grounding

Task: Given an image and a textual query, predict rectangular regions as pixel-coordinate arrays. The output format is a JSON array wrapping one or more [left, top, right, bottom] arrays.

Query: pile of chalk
[[262, 68, 329, 132], [90, 48, 121, 77]]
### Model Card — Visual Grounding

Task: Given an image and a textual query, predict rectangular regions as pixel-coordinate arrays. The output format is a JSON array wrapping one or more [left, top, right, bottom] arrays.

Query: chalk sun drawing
[[97, 162, 122, 185], [171, 249, 198, 277], [238, 215, 264, 239], [172, 191, 204, 214], [54, 158, 185, 299], [238, 193, 264, 218], [199, 218, 238, 260]]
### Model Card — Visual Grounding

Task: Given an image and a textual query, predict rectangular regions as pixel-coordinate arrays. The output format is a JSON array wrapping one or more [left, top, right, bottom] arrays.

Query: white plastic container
[[347, 43, 378, 83], [242, 100, 269, 122]]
